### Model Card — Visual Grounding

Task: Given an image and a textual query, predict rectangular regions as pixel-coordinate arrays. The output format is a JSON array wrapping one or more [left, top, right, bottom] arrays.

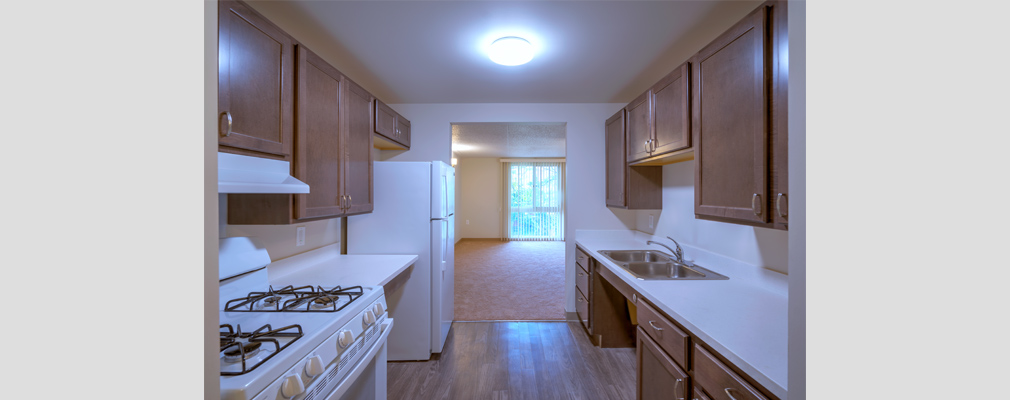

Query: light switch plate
[[296, 226, 306, 246]]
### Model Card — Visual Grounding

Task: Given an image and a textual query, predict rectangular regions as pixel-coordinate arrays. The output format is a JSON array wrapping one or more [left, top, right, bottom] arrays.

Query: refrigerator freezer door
[[431, 161, 452, 219], [430, 216, 454, 353]]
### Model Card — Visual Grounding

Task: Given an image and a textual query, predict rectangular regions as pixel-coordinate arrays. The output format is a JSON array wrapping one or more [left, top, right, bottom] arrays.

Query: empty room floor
[[453, 239, 566, 321]]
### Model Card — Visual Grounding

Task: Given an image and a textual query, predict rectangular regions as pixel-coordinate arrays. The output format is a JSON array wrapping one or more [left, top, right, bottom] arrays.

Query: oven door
[[321, 320, 393, 400]]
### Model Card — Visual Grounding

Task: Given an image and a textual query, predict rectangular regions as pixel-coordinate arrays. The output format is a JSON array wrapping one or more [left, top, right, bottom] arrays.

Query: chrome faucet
[[646, 236, 685, 264]]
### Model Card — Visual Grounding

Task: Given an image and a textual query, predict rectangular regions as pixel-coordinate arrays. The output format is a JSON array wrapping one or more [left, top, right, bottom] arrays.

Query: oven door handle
[[322, 319, 394, 400]]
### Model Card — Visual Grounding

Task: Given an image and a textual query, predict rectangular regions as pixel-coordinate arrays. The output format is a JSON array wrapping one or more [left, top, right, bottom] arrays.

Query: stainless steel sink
[[597, 250, 729, 281], [597, 250, 672, 263]]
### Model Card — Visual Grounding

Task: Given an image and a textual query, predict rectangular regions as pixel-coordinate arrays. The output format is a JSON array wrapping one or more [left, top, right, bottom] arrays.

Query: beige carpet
[[454, 239, 566, 321]]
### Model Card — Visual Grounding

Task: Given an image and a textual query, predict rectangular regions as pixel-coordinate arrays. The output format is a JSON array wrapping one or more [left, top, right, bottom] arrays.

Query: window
[[501, 160, 565, 241]]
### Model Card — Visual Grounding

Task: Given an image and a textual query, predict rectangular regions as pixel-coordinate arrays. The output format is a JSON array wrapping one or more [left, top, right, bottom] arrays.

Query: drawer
[[576, 288, 590, 331], [576, 264, 590, 296], [693, 387, 712, 400], [636, 299, 690, 367], [576, 247, 590, 270], [692, 345, 768, 400]]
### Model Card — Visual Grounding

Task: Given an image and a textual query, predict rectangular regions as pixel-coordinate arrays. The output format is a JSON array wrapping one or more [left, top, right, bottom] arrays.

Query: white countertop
[[265, 243, 418, 289], [576, 230, 788, 399]]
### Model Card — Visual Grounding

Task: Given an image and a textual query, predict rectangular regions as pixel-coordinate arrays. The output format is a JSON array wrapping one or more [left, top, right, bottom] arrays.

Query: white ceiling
[[452, 122, 566, 158], [253, 0, 764, 104]]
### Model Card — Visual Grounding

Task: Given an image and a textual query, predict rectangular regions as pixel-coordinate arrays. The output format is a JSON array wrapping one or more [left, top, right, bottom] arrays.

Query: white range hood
[[217, 152, 309, 194]]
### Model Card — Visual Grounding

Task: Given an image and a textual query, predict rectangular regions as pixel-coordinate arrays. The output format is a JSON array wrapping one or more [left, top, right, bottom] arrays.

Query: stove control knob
[[363, 310, 376, 326], [337, 330, 354, 348], [373, 303, 385, 316], [304, 355, 325, 378], [280, 374, 305, 398]]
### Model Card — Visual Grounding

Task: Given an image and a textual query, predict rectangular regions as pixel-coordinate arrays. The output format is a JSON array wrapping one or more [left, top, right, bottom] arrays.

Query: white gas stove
[[218, 238, 392, 400]]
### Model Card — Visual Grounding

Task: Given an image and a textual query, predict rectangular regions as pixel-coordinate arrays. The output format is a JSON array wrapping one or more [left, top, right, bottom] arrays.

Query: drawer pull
[[632, 293, 638, 304], [577, 296, 583, 302], [776, 193, 787, 218], [648, 320, 663, 332], [578, 272, 586, 277], [724, 388, 741, 400]]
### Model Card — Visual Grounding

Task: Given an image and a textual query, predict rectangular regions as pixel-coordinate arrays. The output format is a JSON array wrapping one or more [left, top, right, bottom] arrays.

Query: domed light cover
[[489, 36, 534, 66]]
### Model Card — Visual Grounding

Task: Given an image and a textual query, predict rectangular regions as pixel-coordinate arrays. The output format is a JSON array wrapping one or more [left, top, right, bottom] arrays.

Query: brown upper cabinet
[[217, 0, 294, 160], [224, 12, 374, 224], [692, 1, 788, 230], [291, 46, 373, 221], [628, 61, 693, 166], [606, 110, 662, 210], [374, 100, 411, 150]]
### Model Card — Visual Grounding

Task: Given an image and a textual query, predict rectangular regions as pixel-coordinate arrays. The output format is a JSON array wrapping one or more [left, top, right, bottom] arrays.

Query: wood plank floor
[[387, 322, 637, 400]]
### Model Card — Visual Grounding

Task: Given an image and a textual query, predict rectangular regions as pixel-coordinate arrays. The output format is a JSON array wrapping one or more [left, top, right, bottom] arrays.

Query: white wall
[[457, 158, 502, 239], [219, 196, 343, 262], [384, 103, 638, 312], [635, 161, 789, 275]]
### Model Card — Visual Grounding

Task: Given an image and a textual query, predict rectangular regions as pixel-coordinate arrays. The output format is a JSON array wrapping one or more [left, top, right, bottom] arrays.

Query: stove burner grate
[[224, 285, 364, 312], [219, 323, 303, 376]]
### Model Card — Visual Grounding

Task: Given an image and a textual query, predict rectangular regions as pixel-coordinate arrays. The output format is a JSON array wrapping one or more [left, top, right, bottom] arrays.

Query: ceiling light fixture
[[488, 36, 534, 66]]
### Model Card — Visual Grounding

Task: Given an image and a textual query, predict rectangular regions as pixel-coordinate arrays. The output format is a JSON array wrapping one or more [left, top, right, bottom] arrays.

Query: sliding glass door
[[502, 160, 565, 241]]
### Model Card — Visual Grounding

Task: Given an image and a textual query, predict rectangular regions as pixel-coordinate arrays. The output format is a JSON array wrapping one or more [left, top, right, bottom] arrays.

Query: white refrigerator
[[347, 161, 454, 360]]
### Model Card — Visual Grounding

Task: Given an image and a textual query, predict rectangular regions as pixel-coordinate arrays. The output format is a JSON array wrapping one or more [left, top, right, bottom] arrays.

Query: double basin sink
[[597, 250, 728, 281]]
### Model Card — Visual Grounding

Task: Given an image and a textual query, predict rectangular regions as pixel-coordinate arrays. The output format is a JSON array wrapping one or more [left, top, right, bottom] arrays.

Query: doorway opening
[[451, 122, 567, 321]]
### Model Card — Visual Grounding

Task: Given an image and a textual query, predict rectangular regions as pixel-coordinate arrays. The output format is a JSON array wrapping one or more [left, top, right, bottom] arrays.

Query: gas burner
[[224, 285, 364, 312], [223, 342, 262, 363], [219, 323, 303, 376]]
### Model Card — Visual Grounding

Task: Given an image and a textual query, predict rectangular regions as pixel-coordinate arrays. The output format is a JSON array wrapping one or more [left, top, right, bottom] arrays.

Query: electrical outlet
[[649, 214, 654, 228], [466, 219, 470, 225], [296, 226, 306, 246]]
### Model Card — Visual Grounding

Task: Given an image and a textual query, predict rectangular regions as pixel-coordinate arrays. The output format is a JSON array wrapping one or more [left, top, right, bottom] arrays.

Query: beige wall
[[457, 158, 502, 239]]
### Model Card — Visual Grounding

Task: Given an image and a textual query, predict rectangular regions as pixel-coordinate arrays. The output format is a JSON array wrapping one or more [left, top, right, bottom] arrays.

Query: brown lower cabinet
[[638, 327, 689, 400], [634, 296, 777, 400]]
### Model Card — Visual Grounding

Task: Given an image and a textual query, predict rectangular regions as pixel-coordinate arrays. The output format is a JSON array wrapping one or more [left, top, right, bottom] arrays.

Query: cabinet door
[[374, 100, 397, 141], [692, 5, 769, 224], [652, 62, 691, 156], [218, 0, 293, 158], [605, 110, 627, 208], [769, 1, 788, 228], [626, 91, 654, 163], [342, 78, 374, 215], [638, 327, 689, 400], [396, 116, 411, 148], [293, 45, 344, 220]]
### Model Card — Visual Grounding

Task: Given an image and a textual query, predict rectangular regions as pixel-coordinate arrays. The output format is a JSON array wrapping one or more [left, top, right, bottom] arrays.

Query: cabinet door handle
[[724, 388, 741, 400], [577, 272, 586, 277], [219, 111, 233, 137], [674, 379, 684, 400], [648, 320, 663, 332], [651, 138, 657, 152], [751, 194, 762, 216], [632, 293, 638, 304], [577, 296, 583, 302], [347, 195, 352, 208], [644, 139, 651, 154], [776, 193, 787, 218]]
